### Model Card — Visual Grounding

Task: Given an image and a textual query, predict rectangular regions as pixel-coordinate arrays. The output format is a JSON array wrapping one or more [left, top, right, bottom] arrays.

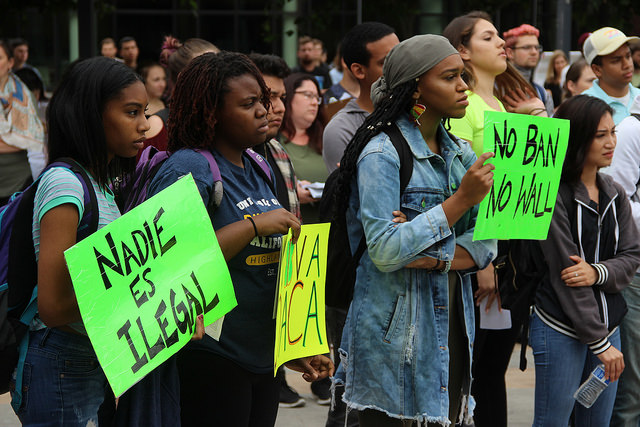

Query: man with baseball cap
[[582, 27, 640, 124]]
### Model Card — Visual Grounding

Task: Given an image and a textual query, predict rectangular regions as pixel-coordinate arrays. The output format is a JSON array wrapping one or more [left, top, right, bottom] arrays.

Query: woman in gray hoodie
[[530, 94, 640, 427]]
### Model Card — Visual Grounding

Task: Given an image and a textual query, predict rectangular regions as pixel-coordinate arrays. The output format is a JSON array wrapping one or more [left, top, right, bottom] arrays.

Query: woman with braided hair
[[147, 51, 333, 427], [332, 35, 496, 426]]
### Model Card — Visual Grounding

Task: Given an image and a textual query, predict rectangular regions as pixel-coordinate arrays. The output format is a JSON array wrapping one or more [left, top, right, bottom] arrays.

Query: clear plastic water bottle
[[573, 364, 610, 408]]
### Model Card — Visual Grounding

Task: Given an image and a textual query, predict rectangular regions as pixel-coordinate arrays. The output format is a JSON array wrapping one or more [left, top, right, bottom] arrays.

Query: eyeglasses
[[295, 91, 322, 104], [511, 44, 543, 53]]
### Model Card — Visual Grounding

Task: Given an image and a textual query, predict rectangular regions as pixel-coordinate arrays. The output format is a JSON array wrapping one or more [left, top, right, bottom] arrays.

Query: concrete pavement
[[0, 347, 535, 426], [276, 346, 535, 426]]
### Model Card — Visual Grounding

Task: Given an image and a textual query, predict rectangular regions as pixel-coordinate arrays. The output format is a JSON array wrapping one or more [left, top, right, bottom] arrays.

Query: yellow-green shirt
[[449, 90, 506, 156]]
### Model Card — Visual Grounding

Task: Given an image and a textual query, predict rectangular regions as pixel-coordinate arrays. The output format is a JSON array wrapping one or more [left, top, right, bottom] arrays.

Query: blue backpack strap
[[10, 286, 38, 412], [244, 148, 276, 196], [120, 146, 170, 213], [193, 148, 275, 208], [194, 149, 222, 182], [194, 149, 224, 209], [245, 148, 272, 181]]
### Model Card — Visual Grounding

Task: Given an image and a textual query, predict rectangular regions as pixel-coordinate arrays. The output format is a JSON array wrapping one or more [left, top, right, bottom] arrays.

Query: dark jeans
[[177, 349, 279, 427], [101, 356, 181, 426], [13, 328, 109, 427]]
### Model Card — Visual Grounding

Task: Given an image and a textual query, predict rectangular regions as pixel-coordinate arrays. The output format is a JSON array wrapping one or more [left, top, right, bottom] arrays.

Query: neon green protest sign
[[274, 223, 330, 375], [473, 111, 569, 240], [64, 174, 236, 397]]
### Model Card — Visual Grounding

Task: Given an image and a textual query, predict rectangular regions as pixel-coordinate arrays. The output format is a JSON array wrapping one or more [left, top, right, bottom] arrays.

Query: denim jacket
[[336, 116, 496, 424]]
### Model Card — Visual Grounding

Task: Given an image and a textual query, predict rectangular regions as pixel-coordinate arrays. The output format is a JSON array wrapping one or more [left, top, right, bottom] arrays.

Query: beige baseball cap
[[584, 27, 640, 65]]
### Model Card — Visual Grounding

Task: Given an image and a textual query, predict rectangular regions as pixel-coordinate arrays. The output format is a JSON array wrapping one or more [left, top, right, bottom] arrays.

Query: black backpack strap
[[154, 108, 170, 127], [49, 158, 99, 239], [519, 310, 530, 371], [7, 184, 40, 314], [353, 124, 414, 265], [384, 123, 414, 194], [318, 169, 339, 222]]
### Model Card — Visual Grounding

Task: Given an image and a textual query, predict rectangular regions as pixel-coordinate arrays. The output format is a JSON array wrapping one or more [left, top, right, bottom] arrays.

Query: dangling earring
[[411, 100, 426, 126]]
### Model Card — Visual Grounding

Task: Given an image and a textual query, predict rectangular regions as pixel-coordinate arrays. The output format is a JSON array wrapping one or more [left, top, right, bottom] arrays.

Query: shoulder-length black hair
[[47, 56, 141, 188], [554, 95, 614, 184], [168, 51, 270, 152], [281, 73, 326, 155]]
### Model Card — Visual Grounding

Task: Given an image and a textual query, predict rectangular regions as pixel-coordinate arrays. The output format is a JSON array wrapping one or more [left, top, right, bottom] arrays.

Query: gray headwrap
[[370, 34, 459, 107]]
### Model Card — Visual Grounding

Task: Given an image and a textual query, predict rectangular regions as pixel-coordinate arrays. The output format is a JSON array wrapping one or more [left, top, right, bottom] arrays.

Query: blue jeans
[[611, 274, 640, 427], [13, 328, 108, 426], [530, 311, 620, 427]]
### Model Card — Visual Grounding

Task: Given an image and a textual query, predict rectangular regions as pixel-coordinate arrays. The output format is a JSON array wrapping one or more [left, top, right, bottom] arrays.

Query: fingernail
[[198, 314, 203, 321]]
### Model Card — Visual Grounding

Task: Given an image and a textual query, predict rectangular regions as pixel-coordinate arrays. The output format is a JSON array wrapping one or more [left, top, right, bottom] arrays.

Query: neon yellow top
[[449, 90, 506, 156]]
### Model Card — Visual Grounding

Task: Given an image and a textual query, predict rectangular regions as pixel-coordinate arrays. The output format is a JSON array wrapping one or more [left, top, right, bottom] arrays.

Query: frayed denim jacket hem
[[335, 116, 496, 422]]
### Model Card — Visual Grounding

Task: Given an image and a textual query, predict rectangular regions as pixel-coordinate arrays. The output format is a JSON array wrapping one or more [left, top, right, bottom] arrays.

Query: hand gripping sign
[[64, 174, 237, 397], [473, 111, 569, 241], [274, 223, 330, 375]]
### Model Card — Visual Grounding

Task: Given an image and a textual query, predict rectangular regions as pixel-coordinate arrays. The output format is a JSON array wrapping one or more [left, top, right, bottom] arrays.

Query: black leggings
[[177, 350, 280, 427], [471, 322, 521, 427]]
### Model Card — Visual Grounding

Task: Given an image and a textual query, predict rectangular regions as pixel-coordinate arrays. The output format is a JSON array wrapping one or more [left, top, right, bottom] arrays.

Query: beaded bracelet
[[441, 260, 452, 274]]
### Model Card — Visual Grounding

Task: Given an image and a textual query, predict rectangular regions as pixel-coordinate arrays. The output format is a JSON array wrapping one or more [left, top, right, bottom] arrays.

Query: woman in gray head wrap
[[332, 34, 497, 426]]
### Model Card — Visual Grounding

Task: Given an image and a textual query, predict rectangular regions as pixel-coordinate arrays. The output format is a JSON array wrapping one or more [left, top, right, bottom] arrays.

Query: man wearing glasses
[[504, 24, 554, 115]]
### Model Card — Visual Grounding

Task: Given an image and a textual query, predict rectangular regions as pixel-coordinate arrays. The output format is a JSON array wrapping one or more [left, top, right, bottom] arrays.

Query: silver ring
[[575, 272, 579, 277]]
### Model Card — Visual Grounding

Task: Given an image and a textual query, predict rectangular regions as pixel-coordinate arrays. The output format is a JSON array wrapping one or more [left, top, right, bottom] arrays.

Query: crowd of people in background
[[3, 11, 640, 427]]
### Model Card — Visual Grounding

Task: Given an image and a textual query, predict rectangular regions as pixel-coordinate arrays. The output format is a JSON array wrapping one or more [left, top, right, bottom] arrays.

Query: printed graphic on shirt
[[212, 157, 283, 274]]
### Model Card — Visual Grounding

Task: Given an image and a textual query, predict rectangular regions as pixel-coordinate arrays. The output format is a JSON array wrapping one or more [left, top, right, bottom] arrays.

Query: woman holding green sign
[[529, 94, 640, 426], [331, 34, 496, 425], [10, 57, 151, 425], [147, 51, 333, 427], [443, 12, 550, 426]]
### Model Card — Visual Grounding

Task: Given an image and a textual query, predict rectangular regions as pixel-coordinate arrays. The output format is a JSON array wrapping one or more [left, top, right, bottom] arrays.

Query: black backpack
[[0, 159, 98, 395], [494, 239, 546, 325], [319, 124, 413, 310]]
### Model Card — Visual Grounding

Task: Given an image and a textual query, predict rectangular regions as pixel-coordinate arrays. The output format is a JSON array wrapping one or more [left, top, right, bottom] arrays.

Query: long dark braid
[[333, 79, 417, 219]]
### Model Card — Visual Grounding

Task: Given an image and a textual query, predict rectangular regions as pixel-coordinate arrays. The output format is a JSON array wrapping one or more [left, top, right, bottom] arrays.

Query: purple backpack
[[0, 158, 98, 396], [116, 146, 273, 214]]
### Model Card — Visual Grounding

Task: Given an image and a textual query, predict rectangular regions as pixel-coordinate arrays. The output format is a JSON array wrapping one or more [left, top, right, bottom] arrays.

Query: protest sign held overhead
[[274, 223, 330, 375], [473, 111, 569, 241], [64, 174, 237, 397]]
